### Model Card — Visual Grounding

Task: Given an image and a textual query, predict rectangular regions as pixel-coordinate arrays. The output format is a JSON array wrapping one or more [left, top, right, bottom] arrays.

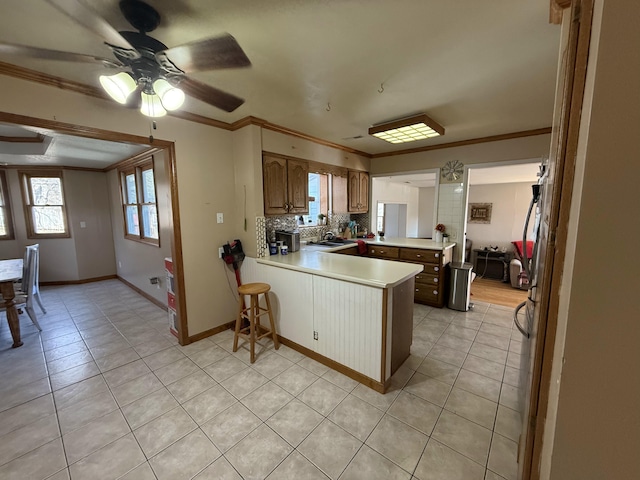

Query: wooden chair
[[233, 282, 279, 363]]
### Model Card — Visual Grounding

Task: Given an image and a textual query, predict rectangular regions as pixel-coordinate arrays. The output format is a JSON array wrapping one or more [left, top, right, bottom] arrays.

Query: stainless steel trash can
[[448, 262, 474, 311]]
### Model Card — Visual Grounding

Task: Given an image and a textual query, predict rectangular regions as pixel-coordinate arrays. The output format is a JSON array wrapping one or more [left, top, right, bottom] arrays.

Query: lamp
[[152, 78, 185, 111], [140, 92, 167, 117], [99, 72, 186, 117], [99, 72, 137, 104], [369, 113, 445, 144]]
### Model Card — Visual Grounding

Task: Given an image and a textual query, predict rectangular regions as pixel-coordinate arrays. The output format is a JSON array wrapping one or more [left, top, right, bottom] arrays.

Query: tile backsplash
[[264, 212, 370, 243]]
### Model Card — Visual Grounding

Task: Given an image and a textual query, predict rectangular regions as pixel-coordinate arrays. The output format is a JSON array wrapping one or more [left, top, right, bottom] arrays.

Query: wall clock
[[442, 160, 464, 181]]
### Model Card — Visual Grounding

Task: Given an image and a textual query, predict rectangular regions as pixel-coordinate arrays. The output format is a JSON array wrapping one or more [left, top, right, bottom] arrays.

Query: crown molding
[[0, 61, 552, 161], [370, 128, 552, 158]]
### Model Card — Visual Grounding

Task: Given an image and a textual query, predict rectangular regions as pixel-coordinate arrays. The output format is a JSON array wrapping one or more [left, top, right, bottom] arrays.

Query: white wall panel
[[313, 276, 383, 380], [242, 259, 315, 350]]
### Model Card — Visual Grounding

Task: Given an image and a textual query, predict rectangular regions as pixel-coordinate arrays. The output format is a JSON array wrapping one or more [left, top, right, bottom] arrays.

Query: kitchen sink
[[319, 239, 357, 246]]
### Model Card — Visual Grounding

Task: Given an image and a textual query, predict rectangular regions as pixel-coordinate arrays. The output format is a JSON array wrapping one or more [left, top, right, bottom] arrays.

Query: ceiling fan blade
[[178, 77, 245, 113], [0, 42, 123, 67], [156, 34, 250, 73], [46, 0, 140, 59]]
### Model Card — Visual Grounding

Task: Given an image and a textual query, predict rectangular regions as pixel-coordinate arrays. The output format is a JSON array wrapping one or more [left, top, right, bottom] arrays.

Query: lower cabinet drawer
[[415, 272, 440, 286], [400, 248, 442, 264], [414, 284, 441, 303], [368, 246, 399, 259]]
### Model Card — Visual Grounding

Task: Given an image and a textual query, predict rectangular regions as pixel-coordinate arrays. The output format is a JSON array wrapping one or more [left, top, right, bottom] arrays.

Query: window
[[20, 170, 69, 238], [0, 171, 15, 239], [301, 172, 328, 226], [120, 159, 159, 245]]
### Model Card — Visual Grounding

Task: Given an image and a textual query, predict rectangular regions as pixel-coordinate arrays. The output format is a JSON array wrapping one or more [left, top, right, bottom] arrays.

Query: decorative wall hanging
[[468, 203, 492, 223]]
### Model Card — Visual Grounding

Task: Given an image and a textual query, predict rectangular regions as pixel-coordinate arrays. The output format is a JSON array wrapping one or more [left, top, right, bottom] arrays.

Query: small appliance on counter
[[275, 230, 300, 252]]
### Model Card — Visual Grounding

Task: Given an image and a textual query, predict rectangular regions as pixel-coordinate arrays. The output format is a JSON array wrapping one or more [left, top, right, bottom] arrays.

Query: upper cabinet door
[[348, 170, 369, 213], [359, 172, 369, 213], [263, 155, 288, 215], [287, 159, 309, 214], [348, 170, 361, 212], [332, 174, 348, 214]]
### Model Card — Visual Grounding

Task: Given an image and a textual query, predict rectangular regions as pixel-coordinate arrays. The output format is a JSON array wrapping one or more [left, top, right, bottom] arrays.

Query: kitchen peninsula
[[241, 238, 455, 392]]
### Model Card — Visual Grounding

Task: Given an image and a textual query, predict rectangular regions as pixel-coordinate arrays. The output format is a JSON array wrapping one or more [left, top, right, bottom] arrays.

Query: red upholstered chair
[[510, 240, 534, 289]]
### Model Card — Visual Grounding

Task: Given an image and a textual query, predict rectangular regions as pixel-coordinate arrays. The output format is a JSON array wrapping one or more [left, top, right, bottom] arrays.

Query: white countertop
[[256, 238, 455, 288], [364, 237, 456, 250]]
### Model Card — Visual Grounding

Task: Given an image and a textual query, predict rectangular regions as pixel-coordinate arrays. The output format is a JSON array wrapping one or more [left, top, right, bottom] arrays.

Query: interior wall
[[107, 152, 172, 306], [545, 0, 640, 478], [0, 75, 238, 337], [0, 168, 115, 282], [66, 169, 116, 281], [465, 182, 534, 251], [369, 134, 552, 175], [232, 125, 264, 259], [370, 178, 419, 237], [262, 130, 370, 171], [417, 187, 435, 237]]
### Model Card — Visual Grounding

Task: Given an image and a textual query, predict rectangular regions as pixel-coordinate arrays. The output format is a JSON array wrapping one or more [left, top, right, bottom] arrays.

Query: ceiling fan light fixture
[[140, 92, 167, 117], [152, 78, 185, 111], [369, 113, 445, 144], [99, 72, 137, 104]]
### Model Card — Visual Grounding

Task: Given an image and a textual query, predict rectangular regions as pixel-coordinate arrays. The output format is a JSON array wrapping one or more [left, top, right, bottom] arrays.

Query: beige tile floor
[[0, 280, 523, 480]]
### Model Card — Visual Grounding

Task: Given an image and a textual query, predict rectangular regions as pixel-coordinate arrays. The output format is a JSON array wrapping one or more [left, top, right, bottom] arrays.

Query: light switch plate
[[216, 213, 223, 223], [218, 247, 224, 258]]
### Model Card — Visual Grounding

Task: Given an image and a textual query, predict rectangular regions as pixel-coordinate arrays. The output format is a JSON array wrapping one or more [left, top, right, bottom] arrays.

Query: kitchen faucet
[[354, 224, 360, 238]]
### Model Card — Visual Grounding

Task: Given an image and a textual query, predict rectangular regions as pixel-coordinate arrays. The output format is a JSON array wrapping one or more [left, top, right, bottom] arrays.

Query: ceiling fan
[[0, 0, 251, 116]]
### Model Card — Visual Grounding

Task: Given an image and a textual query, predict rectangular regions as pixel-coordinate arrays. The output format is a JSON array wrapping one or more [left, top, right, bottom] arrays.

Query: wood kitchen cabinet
[[399, 247, 452, 308], [263, 153, 309, 215], [332, 174, 349, 214], [364, 244, 452, 307], [348, 170, 369, 213]]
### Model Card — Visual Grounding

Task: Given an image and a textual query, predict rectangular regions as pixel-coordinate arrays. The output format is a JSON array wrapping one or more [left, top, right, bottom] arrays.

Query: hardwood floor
[[470, 276, 528, 308]]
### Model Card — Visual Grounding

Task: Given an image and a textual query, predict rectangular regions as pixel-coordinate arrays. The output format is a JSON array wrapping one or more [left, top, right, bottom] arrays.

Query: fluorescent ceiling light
[[369, 114, 445, 144]]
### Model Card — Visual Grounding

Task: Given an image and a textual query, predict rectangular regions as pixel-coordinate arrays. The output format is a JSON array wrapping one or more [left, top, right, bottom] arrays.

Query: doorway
[[370, 170, 438, 238], [0, 112, 188, 345]]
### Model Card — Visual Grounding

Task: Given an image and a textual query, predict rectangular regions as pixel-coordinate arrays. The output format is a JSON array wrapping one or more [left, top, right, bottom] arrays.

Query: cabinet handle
[[434, 278, 438, 283], [434, 266, 439, 272], [433, 290, 438, 295], [380, 250, 385, 254], [416, 254, 421, 258], [415, 288, 420, 292], [435, 253, 440, 258]]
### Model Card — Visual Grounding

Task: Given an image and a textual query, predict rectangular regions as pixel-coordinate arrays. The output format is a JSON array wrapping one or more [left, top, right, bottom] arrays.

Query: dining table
[[0, 258, 25, 348]]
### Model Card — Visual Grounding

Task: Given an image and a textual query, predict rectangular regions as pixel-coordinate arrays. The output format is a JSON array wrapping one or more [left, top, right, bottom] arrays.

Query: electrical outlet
[[216, 213, 223, 224], [218, 247, 224, 258]]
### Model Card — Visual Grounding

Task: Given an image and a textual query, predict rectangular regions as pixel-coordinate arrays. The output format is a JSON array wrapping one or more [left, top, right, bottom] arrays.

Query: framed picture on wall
[[469, 203, 492, 223]]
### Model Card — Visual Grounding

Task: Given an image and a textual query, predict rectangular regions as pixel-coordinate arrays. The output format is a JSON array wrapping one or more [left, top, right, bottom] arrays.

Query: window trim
[[0, 170, 15, 240], [19, 169, 70, 239], [119, 157, 160, 247]]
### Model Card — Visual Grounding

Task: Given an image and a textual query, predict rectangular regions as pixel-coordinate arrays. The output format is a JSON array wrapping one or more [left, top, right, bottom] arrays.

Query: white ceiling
[[0, 0, 561, 159], [376, 161, 542, 188], [0, 123, 148, 169]]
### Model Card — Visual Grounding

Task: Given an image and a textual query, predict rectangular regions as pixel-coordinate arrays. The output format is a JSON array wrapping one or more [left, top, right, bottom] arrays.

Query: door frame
[[519, 1, 594, 478], [0, 110, 189, 346]]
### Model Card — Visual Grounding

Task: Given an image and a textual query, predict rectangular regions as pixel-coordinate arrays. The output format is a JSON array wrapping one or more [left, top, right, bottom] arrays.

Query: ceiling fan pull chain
[[148, 118, 156, 143]]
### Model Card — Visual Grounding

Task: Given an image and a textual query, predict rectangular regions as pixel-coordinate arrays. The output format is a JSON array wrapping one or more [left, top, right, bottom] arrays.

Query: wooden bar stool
[[233, 282, 279, 363]]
